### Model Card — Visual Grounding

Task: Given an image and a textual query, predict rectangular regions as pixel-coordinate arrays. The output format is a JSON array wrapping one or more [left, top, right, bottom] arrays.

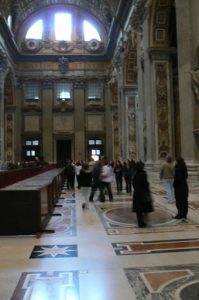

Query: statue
[[190, 69, 199, 102], [58, 56, 69, 74]]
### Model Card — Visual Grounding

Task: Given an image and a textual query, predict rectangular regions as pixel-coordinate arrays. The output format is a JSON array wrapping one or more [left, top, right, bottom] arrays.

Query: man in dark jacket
[[173, 157, 189, 220]]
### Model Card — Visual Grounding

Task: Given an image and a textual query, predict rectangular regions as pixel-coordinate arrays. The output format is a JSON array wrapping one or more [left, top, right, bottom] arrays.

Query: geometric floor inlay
[[112, 239, 199, 255], [44, 204, 76, 237], [189, 201, 199, 210], [11, 271, 79, 300], [30, 245, 78, 258], [95, 202, 198, 235], [125, 264, 199, 300]]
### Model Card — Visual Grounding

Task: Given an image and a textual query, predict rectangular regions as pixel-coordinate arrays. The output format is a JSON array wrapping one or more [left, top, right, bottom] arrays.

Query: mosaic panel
[[125, 264, 199, 300], [44, 203, 76, 237], [112, 238, 199, 255], [30, 245, 78, 259], [11, 271, 79, 300]]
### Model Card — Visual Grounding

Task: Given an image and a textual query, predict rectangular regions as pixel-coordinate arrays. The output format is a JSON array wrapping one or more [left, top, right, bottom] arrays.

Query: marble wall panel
[[24, 115, 40, 132], [53, 114, 74, 133], [86, 114, 104, 131]]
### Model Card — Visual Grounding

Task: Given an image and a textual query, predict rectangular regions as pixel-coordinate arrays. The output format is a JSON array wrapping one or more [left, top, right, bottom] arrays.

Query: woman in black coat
[[173, 157, 189, 220], [132, 161, 153, 228]]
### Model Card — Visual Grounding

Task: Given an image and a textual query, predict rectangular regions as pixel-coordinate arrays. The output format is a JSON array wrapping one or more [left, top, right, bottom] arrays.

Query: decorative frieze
[[155, 62, 170, 159], [21, 39, 105, 55], [5, 113, 14, 161], [112, 109, 120, 159], [128, 96, 136, 158]]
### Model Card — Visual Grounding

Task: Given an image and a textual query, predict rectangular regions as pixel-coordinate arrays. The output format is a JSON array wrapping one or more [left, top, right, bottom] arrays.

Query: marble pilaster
[[0, 80, 4, 163], [175, 0, 196, 162], [136, 33, 145, 162], [142, 18, 154, 166], [175, 0, 199, 180], [116, 60, 126, 160], [42, 84, 53, 163], [104, 84, 113, 160], [0, 49, 9, 163], [148, 48, 176, 163], [74, 83, 85, 160]]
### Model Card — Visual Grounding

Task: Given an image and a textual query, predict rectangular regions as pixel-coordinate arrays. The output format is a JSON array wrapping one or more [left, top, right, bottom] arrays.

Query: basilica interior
[[0, 0, 199, 299]]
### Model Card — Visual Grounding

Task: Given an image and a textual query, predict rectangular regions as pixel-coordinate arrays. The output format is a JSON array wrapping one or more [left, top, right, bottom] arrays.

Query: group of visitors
[[132, 155, 189, 228], [64, 158, 136, 208], [64, 155, 189, 228]]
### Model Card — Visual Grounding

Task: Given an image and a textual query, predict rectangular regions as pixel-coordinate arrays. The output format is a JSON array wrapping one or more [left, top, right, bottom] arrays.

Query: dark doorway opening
[[56, 140, 71, 166]]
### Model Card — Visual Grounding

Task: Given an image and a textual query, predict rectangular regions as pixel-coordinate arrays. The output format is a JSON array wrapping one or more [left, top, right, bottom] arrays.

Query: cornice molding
[[147, 47, 177, 60]]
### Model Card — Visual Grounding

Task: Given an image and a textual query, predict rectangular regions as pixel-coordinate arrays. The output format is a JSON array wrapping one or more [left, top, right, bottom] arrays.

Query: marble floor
[[0, 173, 199, 300]]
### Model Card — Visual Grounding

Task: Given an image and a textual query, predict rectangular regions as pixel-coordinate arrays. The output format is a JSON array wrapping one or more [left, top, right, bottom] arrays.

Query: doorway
[[56, 140, 71, 166]]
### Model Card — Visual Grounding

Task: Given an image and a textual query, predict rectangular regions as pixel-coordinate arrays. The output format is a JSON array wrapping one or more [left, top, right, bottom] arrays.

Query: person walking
[[123, 159, 133, 193], [113, 160, 123, 194], [89, 160, 102, 202], [75, 161, 82, 189], [160, 155, 175, 203], [65, 160, 76, 196], [173, 157, 189, 220], [79, 162, 93, 209], [132, 160, 154, 228]]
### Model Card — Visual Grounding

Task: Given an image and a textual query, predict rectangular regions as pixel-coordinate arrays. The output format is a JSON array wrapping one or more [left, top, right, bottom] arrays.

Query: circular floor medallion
[[103, 205, 174, 227]]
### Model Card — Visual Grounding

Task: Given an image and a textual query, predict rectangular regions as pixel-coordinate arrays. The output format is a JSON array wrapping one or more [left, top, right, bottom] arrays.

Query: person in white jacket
[[99, 159, 113, 202]]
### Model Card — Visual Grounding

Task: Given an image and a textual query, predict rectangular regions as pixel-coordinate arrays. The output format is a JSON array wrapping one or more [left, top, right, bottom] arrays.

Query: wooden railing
[[0, 165, 57, 189]]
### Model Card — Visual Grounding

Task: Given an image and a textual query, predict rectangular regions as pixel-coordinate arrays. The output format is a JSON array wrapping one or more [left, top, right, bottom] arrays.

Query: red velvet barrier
[[0, 165, 56, 189]]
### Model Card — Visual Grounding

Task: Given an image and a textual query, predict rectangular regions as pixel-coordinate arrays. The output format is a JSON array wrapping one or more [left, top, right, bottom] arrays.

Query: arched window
[[26, 19, 43, 39], [24, 9, 102, 43], [83, 20, 101, 41], [55, 13, 72, 41]]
